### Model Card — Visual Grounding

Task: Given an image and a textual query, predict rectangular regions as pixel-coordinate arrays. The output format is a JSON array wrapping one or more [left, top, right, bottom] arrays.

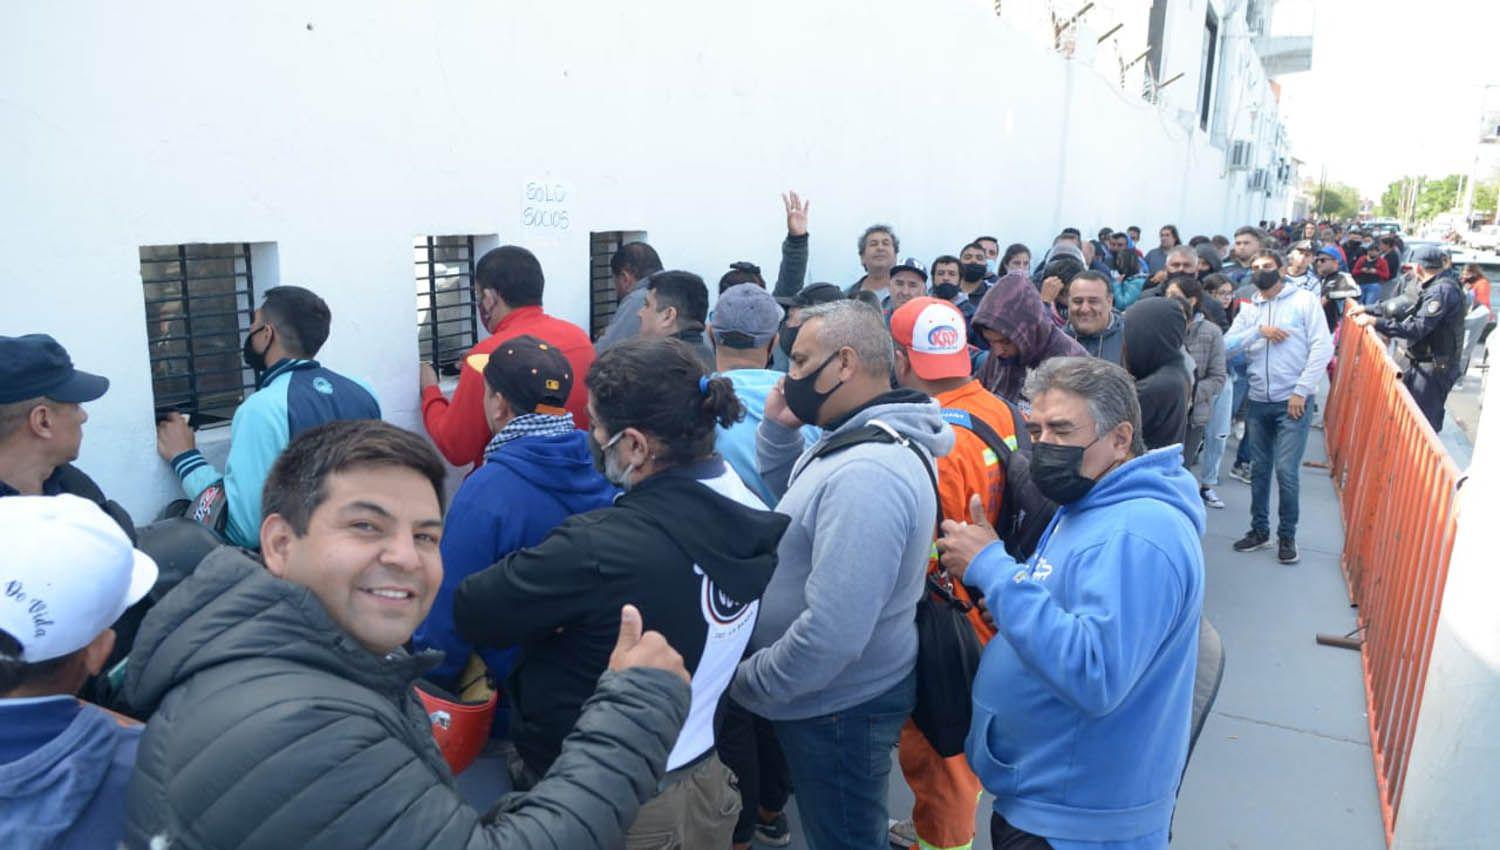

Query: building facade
[[1, 0, 1307, 518]]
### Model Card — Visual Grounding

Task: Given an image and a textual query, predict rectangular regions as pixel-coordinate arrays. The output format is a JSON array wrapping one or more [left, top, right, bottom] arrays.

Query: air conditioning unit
[[1228, 140, 1253, 171]]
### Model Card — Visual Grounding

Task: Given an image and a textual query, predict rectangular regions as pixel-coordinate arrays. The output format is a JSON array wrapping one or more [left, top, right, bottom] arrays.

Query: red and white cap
[[0, 495, 158, 662], [890, 297, 971, 381]]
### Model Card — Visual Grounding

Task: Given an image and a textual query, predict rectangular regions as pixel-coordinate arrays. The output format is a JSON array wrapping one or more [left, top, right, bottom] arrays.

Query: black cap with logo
[[469, 334, 572, 415]]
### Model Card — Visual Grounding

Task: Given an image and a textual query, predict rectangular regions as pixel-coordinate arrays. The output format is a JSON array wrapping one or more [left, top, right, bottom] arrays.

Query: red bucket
[[414, 679, 498, 775]]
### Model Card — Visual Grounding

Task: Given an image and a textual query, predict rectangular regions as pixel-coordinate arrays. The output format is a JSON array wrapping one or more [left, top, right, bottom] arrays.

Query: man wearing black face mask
[[1222, 250, 1332, 565], [154, 286, 380, 549], [934, 356, 1205, 850], [732, 300, 954, 850]]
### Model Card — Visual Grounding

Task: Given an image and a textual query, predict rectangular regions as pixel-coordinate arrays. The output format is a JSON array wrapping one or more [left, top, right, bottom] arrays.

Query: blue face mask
[[985, 257, 998, 276]]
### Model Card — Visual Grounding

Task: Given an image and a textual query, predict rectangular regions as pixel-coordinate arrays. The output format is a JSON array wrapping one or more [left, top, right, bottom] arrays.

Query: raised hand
[[782, 191, 809, 237]]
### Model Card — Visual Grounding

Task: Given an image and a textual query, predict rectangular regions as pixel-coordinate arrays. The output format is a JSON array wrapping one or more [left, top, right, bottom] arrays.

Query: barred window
[[589, 230, 647, 339], [415, 235, 480, 376], [140, 243, 260, 427]]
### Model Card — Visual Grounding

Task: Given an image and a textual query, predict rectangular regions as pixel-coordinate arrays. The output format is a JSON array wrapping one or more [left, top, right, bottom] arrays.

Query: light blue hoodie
[[1222, 283, 1332, 404], [964, 446, 1205, 849]]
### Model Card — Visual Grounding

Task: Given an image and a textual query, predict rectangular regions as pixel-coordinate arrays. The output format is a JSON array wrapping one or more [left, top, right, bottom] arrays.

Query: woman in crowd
[[1167, 275, 1231, 510], [453, 336, 789, 849], [1112, 248, 1149, 308], [1000, 243, 1031, 276], [971, 272, 1087, 405]]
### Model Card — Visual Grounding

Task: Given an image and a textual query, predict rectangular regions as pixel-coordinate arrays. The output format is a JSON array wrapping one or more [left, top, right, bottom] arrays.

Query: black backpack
[[939, 401, 1058, 562], [807, 419, 981, 757]]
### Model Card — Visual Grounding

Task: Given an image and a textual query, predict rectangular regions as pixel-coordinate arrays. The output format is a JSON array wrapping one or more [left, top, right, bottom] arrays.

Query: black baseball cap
[[0, 334, 109, 405], [776, 282, 845, 308], [468, 334, 572, 415], [888, 257, 928, 281]]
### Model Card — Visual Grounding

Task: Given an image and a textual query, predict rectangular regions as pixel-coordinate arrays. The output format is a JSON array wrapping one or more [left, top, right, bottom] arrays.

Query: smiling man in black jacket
[[124, 419, 692, 850]]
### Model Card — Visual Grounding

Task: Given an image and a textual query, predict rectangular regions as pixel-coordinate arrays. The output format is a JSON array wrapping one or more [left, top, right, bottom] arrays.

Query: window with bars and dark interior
[[588, 230, 647, 340], [140, 243, 261, 427], [415, 235, 481, 376]]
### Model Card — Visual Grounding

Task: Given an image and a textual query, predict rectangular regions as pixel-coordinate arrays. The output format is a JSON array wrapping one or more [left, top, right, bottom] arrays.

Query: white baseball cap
[[0, 494, 158, 663], [890, 296, 972, 380]]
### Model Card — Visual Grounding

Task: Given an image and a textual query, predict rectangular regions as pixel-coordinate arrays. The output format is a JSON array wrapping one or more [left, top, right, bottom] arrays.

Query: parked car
[[1464, 225, 1500, 251]]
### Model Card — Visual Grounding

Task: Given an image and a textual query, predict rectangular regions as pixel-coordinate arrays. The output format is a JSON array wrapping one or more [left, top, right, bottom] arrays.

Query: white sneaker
[[887, 818, 918, 849], [1201, 487, 1225, 509]]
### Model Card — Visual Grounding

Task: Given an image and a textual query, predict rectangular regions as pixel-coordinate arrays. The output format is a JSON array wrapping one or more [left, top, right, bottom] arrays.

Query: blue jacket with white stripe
[[171, 358, 380, 548]]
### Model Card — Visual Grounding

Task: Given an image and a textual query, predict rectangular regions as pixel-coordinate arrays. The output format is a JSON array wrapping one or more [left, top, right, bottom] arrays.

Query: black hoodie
[[456, 458, 788, 775], [1122, 297, 1193, 450]]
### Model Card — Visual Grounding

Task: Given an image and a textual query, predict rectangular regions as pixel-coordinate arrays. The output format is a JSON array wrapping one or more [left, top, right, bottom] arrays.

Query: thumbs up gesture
[[607, 604, 690, 684], [936, 494, 1001, 582]]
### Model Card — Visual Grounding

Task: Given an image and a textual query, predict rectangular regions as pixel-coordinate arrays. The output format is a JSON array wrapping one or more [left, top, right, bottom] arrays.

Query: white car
[[1466, 225, 1500, 251]]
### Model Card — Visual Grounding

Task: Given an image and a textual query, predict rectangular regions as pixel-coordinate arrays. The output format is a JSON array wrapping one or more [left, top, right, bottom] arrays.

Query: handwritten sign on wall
[[522, 179, 572, 238]]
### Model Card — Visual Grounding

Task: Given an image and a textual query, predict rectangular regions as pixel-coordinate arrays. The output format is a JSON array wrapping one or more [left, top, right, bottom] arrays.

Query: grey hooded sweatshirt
[[731, 389, 954, 721], [1065, 311, 1126, 364]]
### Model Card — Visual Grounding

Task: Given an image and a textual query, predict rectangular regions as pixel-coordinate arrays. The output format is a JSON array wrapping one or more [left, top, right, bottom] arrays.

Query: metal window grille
[[140, 243, 257, 427], [415, 235, 479, 375], [588, 232, 626, 339]]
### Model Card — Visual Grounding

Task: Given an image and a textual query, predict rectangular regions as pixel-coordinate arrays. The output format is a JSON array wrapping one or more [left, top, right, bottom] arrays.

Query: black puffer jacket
[[123, 547, 690, 850]]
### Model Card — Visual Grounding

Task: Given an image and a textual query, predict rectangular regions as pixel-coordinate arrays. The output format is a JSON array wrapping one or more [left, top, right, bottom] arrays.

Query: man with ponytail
[[455, 337, 789, 849]]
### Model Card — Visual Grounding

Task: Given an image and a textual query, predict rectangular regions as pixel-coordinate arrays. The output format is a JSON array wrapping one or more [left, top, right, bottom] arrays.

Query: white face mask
[[599, 430, 640, 491]]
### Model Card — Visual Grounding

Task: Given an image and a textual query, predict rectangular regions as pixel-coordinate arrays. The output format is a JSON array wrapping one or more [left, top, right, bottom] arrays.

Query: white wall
[[0, 0, 1290, 520]]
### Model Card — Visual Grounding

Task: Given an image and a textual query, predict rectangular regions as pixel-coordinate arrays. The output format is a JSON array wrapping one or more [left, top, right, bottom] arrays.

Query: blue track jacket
[[964, 446, 1205, 849], [413, 430, 617, 689], [171, 358, 380, 548]]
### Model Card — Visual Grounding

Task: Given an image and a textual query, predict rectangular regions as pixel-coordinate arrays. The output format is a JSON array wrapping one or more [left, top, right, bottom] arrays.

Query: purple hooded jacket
[[972, 273, 1089, 403]]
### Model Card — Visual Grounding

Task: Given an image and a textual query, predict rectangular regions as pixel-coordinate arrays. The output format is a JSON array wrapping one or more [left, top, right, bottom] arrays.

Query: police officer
[[1352, 245, 1465, 430]]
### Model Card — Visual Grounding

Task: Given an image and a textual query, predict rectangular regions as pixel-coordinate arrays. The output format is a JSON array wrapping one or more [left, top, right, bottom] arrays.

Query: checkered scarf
[[483, 412, 577, 460]]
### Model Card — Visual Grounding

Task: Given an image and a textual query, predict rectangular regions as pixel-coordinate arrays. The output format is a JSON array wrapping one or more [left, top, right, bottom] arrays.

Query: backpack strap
[[939, 406, 1021, 467], [810, 419, 941, 532]]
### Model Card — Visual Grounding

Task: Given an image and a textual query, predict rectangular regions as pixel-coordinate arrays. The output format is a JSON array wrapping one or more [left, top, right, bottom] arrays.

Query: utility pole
[[1461, 84, 1497, 231], [1316, 164, 1327, 219]]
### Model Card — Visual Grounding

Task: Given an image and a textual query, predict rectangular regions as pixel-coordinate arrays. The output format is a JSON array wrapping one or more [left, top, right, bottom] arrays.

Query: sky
[[1272, 0, 1500, 200]]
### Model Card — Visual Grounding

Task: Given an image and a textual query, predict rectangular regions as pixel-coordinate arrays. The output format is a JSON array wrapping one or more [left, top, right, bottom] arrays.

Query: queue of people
[[0, 201, 1468, 850]]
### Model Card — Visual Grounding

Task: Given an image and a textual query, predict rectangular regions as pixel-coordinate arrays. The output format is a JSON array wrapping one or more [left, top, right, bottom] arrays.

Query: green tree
[[1476, 181, 1498, 218], [1379, 177, 1414, 218], [1415, 174, 1463, 222], [1316, 181, 1362, 219]]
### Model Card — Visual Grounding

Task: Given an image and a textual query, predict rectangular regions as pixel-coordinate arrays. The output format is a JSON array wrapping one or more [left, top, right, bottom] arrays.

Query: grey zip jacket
[[731, 390, 953, 720]]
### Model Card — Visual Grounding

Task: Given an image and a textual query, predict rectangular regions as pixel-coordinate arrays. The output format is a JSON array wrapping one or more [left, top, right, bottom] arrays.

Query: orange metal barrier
[[1323, 319, 1461, 845]]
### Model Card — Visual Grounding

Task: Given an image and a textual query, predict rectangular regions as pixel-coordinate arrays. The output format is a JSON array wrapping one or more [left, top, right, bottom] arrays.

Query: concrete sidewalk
[[775, 431, 1387, 849]]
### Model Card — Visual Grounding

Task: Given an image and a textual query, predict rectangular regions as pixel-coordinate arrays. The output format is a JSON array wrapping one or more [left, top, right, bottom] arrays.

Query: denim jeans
[[1245, 399, 1313, 539], [1230, 358, 1253, 467], [1198, 373, 1236, 487], [1360, 283, 1383, 305], [774, 670, 916, 850]]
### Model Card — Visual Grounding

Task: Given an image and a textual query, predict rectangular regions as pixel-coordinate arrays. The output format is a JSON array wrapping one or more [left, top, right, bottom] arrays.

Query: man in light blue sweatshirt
[[1221, 250, 1333, 565], [731, 300, 953, 850], [155, 286, 380, 548], [937, 356, 1205, 850]]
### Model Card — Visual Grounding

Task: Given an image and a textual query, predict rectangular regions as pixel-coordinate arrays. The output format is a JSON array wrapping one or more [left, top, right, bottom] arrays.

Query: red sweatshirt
[[421, 305, 594, 468]]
